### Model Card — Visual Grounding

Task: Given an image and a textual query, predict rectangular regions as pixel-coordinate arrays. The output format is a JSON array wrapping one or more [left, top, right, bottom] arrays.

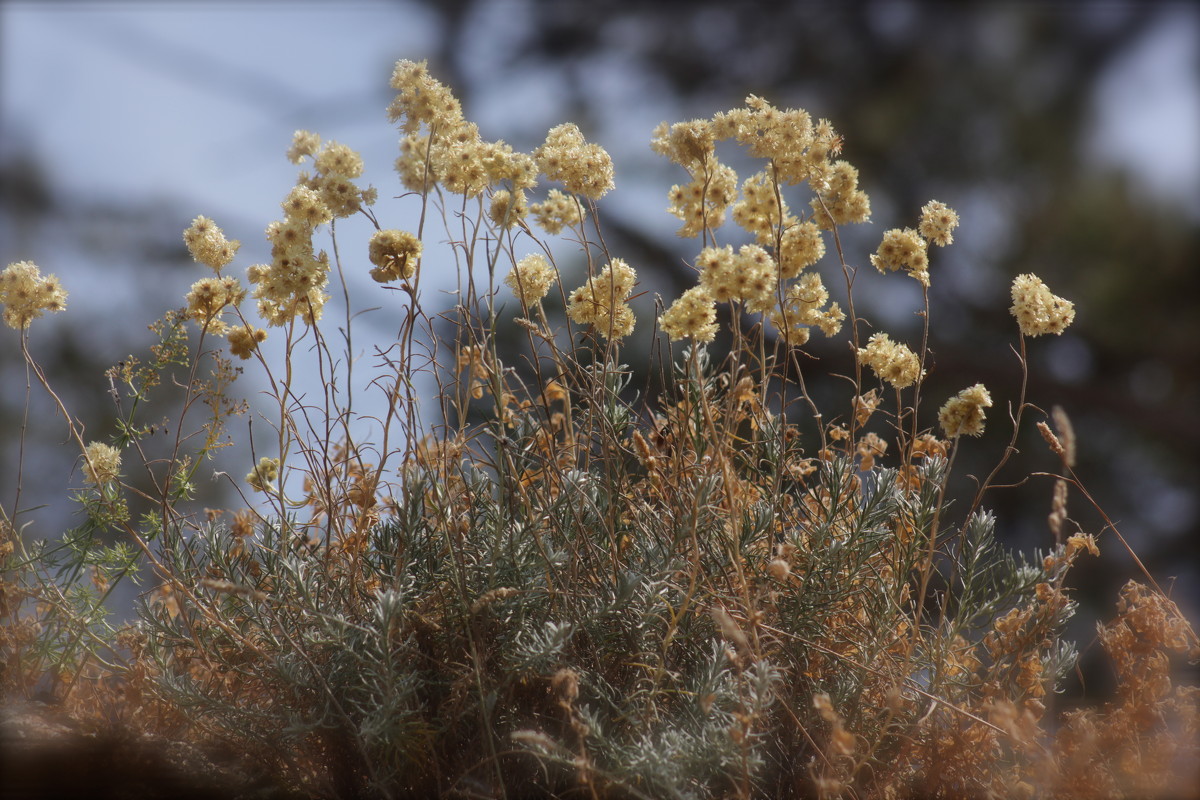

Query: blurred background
[[3, 1, 1198, 695]]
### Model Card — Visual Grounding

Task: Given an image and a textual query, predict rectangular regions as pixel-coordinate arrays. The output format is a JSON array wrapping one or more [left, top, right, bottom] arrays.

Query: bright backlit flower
[[0, 260, 67, 329], [660, 286, 718, 343], [183, 216, 240, 272], [535, 123, 614, 200], [857, 332, 923, 389], [368, 230, 422, 283], [566, 259, 637, 340]]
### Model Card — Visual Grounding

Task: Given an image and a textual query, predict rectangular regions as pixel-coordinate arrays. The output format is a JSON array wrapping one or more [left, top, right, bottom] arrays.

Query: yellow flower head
[[811, 161, 871, 229], [566, 259, 636, 340], [368, 230, 422, 283], [919, 200, 960, 247], [771, 273, 844, 341], [246, 457, 280, 493], [227, 324, 267, 360], [650, 118, 716, 169], [660, 286, 718, 343], [82, 441, 121, 486], [535, 123, 614, 200], [938, 383, 993, 438], [697, 244, 777, 312], [732, 170, 794, 244], [0, 260, 67, 329], [779, 221, 826, 279], [314, 141, 365, 179], [870, 228, 930, 286], [183, 216, 240, 272], [530, 189, 586, 235], [286, 130, 321, 165], [489, 189, 529, 229], [387, 59, 464, 135], [505, 254, 557, 306], [664, 161, 738, 238], [1010, 273, 1075, 337], [281, 186, 333, 228], [857, 332, 923, 390], [185, 275, 246, 333]]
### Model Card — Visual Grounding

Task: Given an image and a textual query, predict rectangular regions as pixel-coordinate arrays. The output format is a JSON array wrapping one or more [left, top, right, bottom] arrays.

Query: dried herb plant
[[3, 60, 1197, 799]]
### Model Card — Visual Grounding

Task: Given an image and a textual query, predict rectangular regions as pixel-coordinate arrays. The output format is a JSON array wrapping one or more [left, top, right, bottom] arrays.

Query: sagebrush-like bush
[[3, 60, 1197, 799]]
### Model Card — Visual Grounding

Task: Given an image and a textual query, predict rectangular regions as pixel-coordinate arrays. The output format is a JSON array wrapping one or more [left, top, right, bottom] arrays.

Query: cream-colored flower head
[[1010, 273, 1075, 337], [505, 254, 557, 306], [697, 244, 777, 312], [249, 207, 331, 327], [530, 189, 586, 235], [395, 134, 434, 193], [388, 59, 464, 134], [660, 285, 718, 343], [779, 221, 826, 279], [314, 141, 365, 179], [226, 324, 267, 360], [429, 122, 488, 196], [82, 441, 121, 486], [0, 260, 67, 329], [535, 123, 614, 200], [281, 186, 333, 228], [286, 130, 322, 165], [185, 275, 246, 334], [651, 119, 738, 238], [811, 161, 871, 229], [489, 189, 528, 229], [732, 170, 794, 245], [248, 253, 329, 326], [246, 456, 279, 493], [183, 216, 240, 272], [870, 228, 930, 286], [715, 95, 813, 167], [368, 230, 422, 283], [857, 332, 923, 389], [939, 383, 993, 438], [650, 118, 716, 169], [566, 258, 636, 340], [919, 200, 959, 247], [290, 139, 373, 218], [664, 161, 738, 238], [771, 273, 844, 342]]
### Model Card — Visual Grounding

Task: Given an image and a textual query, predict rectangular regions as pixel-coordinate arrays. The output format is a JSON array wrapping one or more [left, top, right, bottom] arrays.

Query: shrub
[[3, 60, 1197, 799]]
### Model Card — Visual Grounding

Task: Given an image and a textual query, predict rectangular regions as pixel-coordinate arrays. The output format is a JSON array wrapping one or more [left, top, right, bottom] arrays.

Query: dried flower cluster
[[650, 96, 868, 347], [660, 285, 718, 342], [182, 215, 240, 272], [939, 382, 993, 438], [529, 188, 586, 235], [0, 260, 67, 329], [857, 331, 923, 389], [504, 253, 558, 306], [870, 226, 930, 286], [180, 216, 267, 357], [367, 229, 422, 283], [1011, 272, 1076, 337], [81, 441, 122, 486], [566, 258, 637, 340], [534, 122, 614, 201]]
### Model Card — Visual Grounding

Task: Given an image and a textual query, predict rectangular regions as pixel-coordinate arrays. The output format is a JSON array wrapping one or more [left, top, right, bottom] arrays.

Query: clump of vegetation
[[3, 60, 1197, 799]]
